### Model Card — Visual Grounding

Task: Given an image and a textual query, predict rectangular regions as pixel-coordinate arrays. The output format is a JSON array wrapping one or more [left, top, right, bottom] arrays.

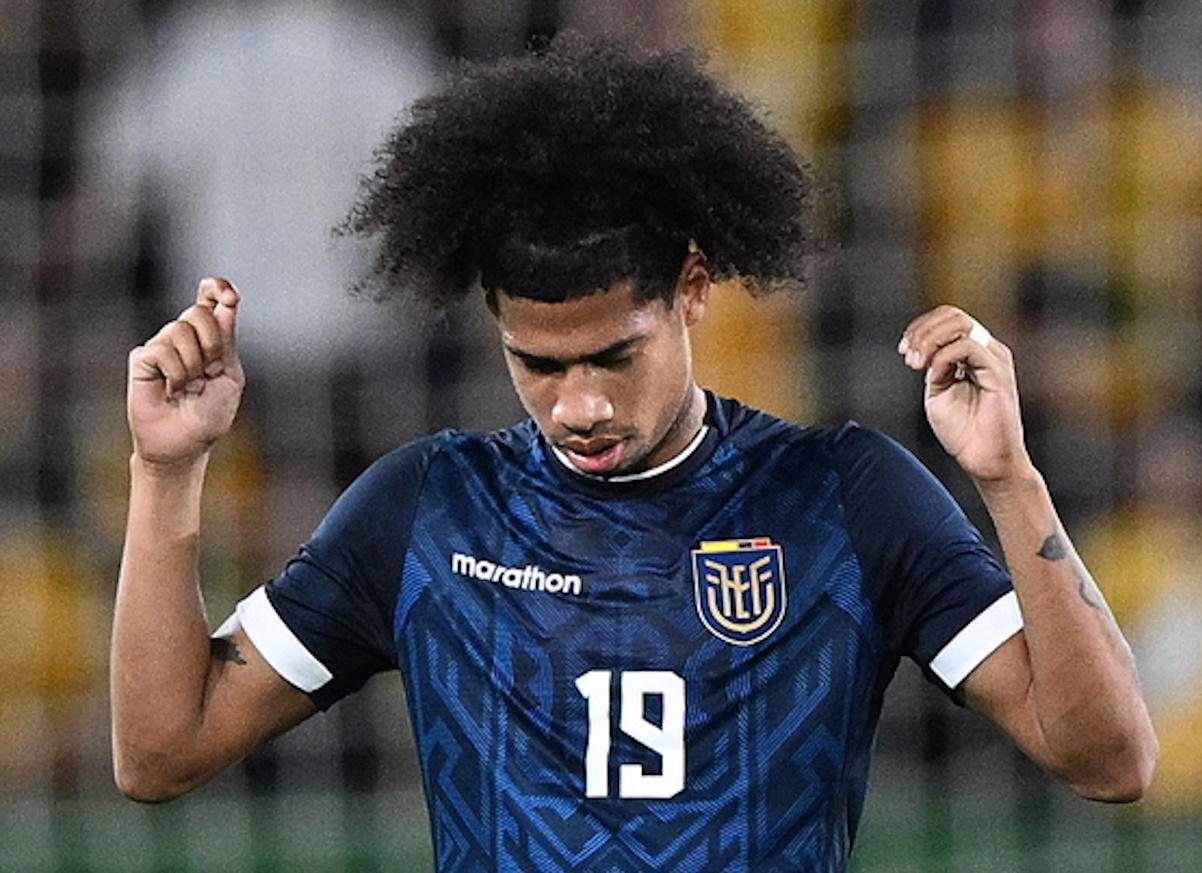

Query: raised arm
[[898, 305, 1157, 802], [112, 278, 315, 802]]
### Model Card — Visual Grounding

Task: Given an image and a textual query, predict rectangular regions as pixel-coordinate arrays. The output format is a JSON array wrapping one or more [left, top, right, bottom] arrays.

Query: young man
[[112, 35, 1156, 872]]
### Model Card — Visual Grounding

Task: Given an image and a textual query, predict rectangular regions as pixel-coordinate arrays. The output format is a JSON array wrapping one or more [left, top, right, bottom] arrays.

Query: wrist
[[974, 462, 1047, 510], [127, 452, 210, 543], [130, 450, 211, 483]]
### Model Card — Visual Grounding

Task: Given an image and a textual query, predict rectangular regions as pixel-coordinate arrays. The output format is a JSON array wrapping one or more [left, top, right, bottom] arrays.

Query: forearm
[[111, 454, 219, 797], [977, 466, 1157, 799], [113, 281, 311, 800]]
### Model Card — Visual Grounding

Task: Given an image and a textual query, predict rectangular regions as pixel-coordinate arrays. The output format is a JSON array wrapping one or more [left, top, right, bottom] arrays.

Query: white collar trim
[[550, 425, 710, 483]]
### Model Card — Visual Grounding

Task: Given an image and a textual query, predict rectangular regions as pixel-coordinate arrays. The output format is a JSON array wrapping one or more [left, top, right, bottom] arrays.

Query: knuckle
[[157, 317, 193, 341]]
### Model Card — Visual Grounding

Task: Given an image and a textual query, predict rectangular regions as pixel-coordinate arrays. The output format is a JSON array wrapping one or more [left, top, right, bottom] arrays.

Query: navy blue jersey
[[227, 394, 1021, 872]]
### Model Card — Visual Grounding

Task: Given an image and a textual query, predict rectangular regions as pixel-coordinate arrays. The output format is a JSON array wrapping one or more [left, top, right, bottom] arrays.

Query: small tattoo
[[1076, 573, 1107, 614], [1037, 533, 1106, 612], [1037, 534, 1067, 562], [211, 637, 247, 665]]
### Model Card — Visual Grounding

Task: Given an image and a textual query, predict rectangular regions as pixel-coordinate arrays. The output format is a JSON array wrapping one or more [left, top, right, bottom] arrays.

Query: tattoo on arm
[[1074, 572, 1106, 613], [1037, 533, 1067, 561], [210, 637, 248, 665], [1037, 532, 1106, 612]]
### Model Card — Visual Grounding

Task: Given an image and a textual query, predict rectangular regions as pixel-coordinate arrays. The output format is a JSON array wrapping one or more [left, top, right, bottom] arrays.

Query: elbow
[[115, 775, 183, 805], [1067, 726, 1159, 804], [112, 746, 204, 803], [114, 763, 190, 804]]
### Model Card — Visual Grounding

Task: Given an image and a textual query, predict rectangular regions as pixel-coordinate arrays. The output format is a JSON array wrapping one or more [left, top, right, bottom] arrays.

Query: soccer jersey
[[226, 394, 1022, 872]]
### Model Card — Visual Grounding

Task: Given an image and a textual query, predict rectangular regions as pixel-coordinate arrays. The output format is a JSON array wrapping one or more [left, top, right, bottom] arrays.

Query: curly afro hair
[[340, 32, 821, 308]]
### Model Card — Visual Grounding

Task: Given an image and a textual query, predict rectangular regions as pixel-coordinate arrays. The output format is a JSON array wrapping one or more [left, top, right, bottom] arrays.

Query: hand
[[128, 278, 245, 468], [897, 305, 1032, 484]]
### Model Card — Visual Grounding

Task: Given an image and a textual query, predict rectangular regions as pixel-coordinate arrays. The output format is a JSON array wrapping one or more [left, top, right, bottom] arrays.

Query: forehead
[[494, 282, 671, 357]]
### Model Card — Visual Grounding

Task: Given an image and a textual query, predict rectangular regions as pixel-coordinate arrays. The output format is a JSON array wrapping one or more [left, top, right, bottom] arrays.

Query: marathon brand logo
[[692, 537, 787, 645], [451, 552, 583, 596]]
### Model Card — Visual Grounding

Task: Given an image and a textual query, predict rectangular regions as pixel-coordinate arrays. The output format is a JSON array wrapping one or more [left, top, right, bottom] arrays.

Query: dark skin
[[111, 279, 1156, 803]]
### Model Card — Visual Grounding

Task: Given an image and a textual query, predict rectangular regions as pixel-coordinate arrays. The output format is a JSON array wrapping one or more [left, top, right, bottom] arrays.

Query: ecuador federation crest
[[692, 538, 787, 645]]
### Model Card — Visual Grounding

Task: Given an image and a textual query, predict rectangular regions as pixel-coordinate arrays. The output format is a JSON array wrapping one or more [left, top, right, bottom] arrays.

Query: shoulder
[[303, 423, 540, 573], [311, 426, 526, 533], [338, 431, 455, 504], [714, 396, 963, 532], [821, 422, 954, 518], [353, 422, 538, 487], [713, 394, 903, 471]]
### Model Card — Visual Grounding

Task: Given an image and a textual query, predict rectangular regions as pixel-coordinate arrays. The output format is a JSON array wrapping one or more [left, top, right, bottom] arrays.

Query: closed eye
[[513, 352, 565, 376], [527, 359, 564, 376], [590, 352, 633, 370], [505, 336, 644, 375]]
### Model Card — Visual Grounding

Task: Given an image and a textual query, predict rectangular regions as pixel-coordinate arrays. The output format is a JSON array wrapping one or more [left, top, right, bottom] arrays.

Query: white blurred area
[[76, 0, 437, 367]]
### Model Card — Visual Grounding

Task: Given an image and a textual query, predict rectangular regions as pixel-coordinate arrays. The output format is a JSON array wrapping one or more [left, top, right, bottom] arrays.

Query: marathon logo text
[[451, 553, 583, 596]]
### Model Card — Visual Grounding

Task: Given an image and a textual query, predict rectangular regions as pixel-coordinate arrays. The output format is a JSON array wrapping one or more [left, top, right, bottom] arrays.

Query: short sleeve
[[218, 436, 442, 710], [831, 424, 1023, 697]]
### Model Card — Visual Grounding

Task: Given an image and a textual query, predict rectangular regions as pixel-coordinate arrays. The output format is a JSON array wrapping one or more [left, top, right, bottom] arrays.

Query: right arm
[[111, 278, 315, 802]]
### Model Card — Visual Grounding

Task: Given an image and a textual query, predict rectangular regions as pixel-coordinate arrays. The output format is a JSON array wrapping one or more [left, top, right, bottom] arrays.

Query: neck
[[668, 383, 707, 458]]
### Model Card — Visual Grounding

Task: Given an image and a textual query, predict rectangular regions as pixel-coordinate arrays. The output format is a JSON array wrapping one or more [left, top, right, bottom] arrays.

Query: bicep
[[115, 626, 317, 802], [200, 627, 317, 766], [961, 630, 1052, 769]]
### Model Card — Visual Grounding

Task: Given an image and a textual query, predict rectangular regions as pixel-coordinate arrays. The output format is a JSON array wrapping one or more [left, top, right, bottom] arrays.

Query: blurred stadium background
[[3, 0, 1202, 869]]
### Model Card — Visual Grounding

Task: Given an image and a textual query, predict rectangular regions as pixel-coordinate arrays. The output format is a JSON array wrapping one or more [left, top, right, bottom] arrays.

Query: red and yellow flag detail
[[692, 538, 787, 646]]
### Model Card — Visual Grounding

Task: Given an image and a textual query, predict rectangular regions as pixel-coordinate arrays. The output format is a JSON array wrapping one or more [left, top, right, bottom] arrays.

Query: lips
[[560, 438, 626, 475]]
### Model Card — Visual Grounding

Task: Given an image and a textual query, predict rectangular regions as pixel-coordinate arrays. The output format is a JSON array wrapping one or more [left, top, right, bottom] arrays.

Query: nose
[[551, 366, 614, 434]]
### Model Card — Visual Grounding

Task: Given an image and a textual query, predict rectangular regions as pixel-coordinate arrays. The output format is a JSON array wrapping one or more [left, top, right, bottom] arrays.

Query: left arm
[[899, 306, 1157, 802]]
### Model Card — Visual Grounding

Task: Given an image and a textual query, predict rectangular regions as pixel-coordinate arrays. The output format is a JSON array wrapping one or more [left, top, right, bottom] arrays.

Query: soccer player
[[112, 34, 1156, 872]]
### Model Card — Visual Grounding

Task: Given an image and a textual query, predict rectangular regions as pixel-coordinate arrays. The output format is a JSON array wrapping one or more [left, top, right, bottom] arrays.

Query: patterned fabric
[[246, 395, 1016, 872]]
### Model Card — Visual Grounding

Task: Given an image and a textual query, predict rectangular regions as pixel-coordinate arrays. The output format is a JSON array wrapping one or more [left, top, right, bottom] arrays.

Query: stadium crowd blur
[[3, 0, 1201, 868]]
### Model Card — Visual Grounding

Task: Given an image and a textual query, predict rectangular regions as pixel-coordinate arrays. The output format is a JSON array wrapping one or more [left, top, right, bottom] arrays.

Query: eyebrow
[[503, 335, 646, 370]]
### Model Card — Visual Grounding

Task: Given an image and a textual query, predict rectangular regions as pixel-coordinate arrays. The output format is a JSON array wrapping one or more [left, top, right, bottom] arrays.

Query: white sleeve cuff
[[212, 586, 334, 693], [929, 590, 1024, 689]]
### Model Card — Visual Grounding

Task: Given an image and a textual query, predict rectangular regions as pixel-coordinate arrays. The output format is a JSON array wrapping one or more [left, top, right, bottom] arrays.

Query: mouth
[[559, 438, 626, 475]]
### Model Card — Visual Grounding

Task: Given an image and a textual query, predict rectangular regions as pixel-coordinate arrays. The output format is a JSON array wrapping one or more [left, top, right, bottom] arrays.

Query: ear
[[484, 287, 500, 316], [677, 251, 711, 327]]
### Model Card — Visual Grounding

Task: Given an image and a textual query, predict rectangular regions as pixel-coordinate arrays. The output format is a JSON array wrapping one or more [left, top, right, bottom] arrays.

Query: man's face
[[493, 259, 710, 477]]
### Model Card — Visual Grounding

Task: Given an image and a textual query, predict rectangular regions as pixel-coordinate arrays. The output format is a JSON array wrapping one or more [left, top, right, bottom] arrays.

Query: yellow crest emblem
[[692, 538, 787, 645]]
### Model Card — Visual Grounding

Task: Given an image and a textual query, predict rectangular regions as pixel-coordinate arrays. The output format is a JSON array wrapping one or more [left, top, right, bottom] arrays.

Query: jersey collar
[[548, 424, 710, 484], [541, 393, 723, 496]]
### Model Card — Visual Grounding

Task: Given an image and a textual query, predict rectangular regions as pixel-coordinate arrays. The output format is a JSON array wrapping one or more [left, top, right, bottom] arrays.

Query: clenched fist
[[127, 278, 245, 468]]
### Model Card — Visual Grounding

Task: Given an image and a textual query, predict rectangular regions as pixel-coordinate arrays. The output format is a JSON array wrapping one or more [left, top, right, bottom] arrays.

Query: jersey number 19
[[575, 670, 685, 799]]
